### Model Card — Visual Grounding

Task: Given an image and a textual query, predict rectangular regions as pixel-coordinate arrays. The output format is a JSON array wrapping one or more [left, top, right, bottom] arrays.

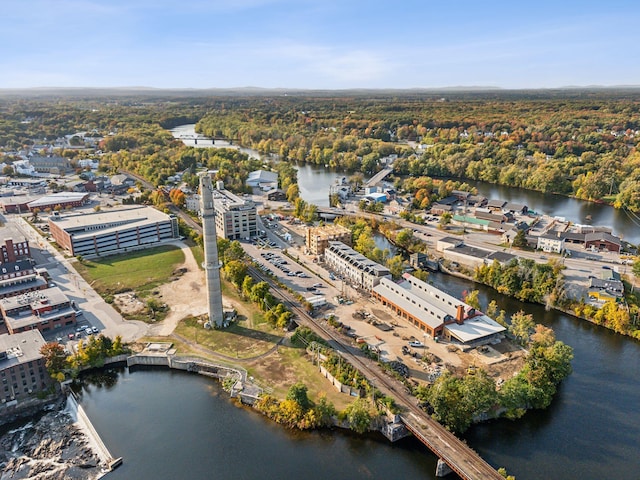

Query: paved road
[[9, 216, 149, 344]]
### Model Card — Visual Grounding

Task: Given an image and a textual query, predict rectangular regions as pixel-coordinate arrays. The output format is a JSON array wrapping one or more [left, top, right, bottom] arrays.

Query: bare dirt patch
[[113, 292, 145, 315], [148, 243, 209, 336]]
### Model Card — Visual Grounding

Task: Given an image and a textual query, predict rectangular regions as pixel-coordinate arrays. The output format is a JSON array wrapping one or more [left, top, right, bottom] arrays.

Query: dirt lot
[[139, 234, 526, 397]]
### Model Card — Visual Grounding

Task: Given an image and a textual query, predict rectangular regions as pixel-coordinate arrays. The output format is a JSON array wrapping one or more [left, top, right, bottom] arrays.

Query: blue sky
[[1, 0, 639, 89]]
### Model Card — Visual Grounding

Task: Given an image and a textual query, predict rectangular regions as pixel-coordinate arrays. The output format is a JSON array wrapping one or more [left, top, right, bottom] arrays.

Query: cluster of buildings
[[526, 230, 621, 254], [430, 191, 529, 233], [306, 225, 506, 346], [428, 191, 624, 255], [0, 240, 63, 406], [0, 173, 140, 214]]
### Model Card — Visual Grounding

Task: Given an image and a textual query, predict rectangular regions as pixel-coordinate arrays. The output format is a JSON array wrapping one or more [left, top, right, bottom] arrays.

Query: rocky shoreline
[[0, 400, 105, 480]]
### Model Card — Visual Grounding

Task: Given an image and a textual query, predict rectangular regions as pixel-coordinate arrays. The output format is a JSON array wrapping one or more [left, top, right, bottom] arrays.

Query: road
[[248, 264, 503, 480], [9, 216, 148, 344]]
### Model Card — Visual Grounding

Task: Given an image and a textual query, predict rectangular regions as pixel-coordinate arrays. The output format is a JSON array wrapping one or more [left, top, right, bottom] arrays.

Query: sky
[[1, 0, 639, 90]]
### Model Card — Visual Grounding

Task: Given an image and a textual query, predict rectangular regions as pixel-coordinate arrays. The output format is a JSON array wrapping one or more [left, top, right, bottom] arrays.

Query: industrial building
[[1, 239, 30, 264], [28, 192, 90, 212], [306, 224, 352, 255], [246, 170, 278, 190], [372, 273, 505, 346], [0, 286, 76, 334], [0, 330, 53, 405], [48, 206, 179, 257], [324, 241, 391, 291]]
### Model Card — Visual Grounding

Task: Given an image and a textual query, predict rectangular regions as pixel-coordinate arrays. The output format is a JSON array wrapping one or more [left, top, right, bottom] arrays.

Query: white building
[[537, 233, 565, 253], [246, 170, 278, 191], [324, 241, 391, 291], [212, 184, 257, 240], [188, 184, 257, 240]]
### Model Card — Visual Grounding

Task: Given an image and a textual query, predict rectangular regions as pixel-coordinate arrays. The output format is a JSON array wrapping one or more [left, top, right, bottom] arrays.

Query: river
[[170, 124, 638, 244], [74, 267, 640, 480]]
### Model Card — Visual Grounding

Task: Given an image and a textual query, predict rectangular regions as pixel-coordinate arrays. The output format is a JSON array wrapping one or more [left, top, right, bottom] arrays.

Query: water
[[295, 163, 347, 207], [169, 124, 638, 243], [430, 271, 640, 480], [170, 124, 260, 159], [373, 232, 397, 255], [76, 367, 437, 480], [77, 267, 640, 480], [466, 179, 640, 245]]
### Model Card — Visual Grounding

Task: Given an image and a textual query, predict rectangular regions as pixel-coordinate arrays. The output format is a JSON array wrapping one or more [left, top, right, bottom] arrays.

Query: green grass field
[[74, 245, 185, 294]]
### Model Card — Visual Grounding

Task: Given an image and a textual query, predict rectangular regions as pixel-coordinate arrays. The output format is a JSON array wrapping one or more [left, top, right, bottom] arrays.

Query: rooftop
[[0, 330, 46, 367], [49, 206, 173, 238], [27, 192, 89, 209]]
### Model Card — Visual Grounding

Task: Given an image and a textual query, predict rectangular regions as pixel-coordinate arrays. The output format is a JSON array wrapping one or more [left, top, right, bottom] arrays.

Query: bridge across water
[[364, 165, 394, 187]]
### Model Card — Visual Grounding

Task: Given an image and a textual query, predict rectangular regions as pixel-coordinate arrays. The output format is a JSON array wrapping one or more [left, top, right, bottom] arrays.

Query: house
[[588, 277, 624, 302], [486, 199, 507, 211], [430, 203, 453, 215], [504, 202, 528, 214], [365, 192, 387, 203], [537, 233, 565, 253]]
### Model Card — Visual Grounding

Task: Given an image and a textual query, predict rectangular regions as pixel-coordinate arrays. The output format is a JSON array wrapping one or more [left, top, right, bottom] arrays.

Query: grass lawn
[[191, 245, 204, 271], [174, 316, 281, 359], [74, 245, 185, 294]]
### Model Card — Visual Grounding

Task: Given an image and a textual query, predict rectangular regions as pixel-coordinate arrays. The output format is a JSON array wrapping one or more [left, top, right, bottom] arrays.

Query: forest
[[2, 89, 640, 210]]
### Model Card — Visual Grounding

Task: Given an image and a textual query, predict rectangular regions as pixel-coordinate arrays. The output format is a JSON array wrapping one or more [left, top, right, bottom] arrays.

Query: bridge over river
[[364, 165, 394, 187], [248, 265, 504, 479]]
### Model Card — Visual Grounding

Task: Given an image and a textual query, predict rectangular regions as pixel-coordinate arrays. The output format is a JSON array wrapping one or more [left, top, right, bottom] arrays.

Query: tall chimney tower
[[199, 172, 224, 328]]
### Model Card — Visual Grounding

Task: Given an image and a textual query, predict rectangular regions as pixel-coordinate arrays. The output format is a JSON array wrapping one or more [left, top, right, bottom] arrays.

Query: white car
[[408, 341, 424, 348]]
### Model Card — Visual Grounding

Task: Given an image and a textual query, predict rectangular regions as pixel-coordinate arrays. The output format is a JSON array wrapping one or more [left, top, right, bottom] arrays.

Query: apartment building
[[324, 241, 391, 291]]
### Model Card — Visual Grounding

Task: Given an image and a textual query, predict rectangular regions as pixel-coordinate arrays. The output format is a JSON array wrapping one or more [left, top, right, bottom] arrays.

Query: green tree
[[241, 275, 254, 299], [224, 260, 248, 289], [395, 228, 414, 248], [39, 342, 68, 377], [286, 382, 312, 410], [464, 290, 481, 310], [223, 240, 246, 263], [439, 212, 452, 227], [633, 259, 640, 280], [386, 255, 405, 279], [344, 398, 372, 434], [486, 300, 499, 318], [512, 229, 527, 248], [509, 311, 535, 344]]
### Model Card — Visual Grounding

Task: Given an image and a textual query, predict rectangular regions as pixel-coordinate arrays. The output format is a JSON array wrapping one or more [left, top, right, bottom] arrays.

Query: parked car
[[91, 326, 99, 334], [408, 341, 424, 348]]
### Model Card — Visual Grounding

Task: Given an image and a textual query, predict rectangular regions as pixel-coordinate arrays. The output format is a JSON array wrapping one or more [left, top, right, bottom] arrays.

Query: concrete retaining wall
[[319, 365, 361, 397], [66, 394, 113, 464]]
